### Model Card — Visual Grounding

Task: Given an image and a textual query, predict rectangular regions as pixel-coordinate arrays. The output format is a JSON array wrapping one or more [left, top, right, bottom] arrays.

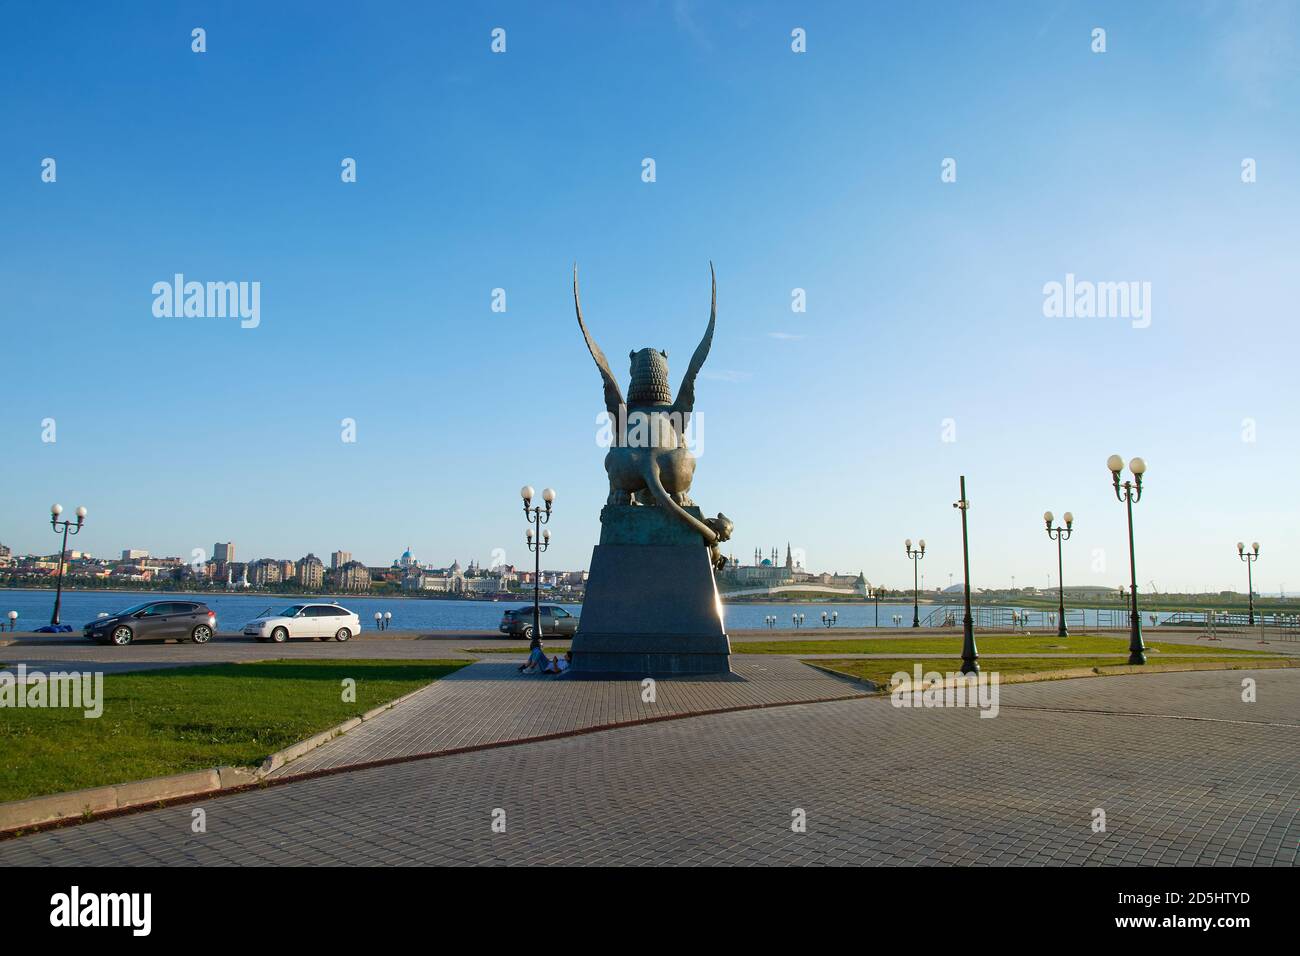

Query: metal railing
[[1094, 608, 1130, 631], [1156, 609, 1300, 643], [1165, 609, 1300, 628], [1267, 617, 1300, 642], [919, 606, 1086, 631], [914, 605, 1300, 636]]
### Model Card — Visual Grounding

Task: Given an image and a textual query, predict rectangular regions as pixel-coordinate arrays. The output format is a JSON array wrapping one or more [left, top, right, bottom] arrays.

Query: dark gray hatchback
[[84, 600, 218, 646]]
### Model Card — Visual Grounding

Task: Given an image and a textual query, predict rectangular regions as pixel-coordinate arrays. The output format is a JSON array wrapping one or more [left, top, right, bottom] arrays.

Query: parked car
[[84, 600, 217, 646], [242, 603, 361, 643], [498, 604, 579, 639]]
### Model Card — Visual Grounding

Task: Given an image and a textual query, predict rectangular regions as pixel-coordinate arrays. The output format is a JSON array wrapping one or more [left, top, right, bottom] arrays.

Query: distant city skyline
[[0, 533, 1288, 597], [2, 3, 1296, 593]]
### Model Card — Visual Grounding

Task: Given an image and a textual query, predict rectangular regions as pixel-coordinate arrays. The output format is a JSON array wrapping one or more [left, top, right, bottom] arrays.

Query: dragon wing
[[573, 264, 625, 419], [671, 261, 716, 422]]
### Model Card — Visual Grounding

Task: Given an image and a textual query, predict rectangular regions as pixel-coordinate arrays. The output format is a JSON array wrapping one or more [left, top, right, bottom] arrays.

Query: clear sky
[[2, 1, 1297, 593]]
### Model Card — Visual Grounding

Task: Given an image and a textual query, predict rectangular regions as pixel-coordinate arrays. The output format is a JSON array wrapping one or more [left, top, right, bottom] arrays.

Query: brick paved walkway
[[268, 657, 866, 777], [1, 668, 1294, 866], [1001, 668, 1297, 723]]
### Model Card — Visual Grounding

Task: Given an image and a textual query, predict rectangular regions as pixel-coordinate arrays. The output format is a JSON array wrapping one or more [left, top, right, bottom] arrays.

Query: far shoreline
[[1, 583, 1293, 614], [0, 584, 577, 604], [1, 583, 893, 607]]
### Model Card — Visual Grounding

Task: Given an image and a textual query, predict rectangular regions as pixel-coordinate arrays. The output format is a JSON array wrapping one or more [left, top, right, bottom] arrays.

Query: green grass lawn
[[0, 659, 468, 803], [733, 634, 1272, 656], [814, 655, 1293, 689]]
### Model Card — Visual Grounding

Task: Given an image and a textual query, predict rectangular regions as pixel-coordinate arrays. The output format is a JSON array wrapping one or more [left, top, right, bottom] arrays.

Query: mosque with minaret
[[717, 543, 869, 595], [728, 543, 801, 588]]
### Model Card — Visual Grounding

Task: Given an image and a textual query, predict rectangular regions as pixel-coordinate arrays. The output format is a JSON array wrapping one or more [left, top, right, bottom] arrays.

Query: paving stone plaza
[[0, 635, 1294, 867]]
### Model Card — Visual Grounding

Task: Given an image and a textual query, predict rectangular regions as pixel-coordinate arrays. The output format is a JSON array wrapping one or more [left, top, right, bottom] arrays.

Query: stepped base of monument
[[567, 633, 732, 677], [570, 515, 731, 677]]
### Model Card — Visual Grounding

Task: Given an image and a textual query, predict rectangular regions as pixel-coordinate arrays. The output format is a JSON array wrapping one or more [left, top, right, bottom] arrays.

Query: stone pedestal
[[570, 505, 731, 676]]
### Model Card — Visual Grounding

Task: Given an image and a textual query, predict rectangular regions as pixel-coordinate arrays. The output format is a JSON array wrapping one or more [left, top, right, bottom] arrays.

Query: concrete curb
[[801, 661, 880, 692], [255, 683, 432, 776], [0, 683, 436, 837], [0, 767, 238, 834]]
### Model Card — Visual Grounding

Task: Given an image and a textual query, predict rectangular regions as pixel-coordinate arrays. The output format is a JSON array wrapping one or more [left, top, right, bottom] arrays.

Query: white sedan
[[243, 603, 362, 643]]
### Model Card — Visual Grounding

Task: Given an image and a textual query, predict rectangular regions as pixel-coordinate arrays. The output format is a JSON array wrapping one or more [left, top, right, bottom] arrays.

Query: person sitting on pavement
[[519, 637, 548, 674]]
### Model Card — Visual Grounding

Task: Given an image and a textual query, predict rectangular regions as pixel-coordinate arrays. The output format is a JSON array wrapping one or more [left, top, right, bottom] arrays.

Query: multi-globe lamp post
[[1237, 541, 1260, 625], [521, 485, 555, 641], [1043, 510, 1074, 638], [1107, 454, 1147, 665], [904, 538, 926, 627], [49, 503, 87, 626]]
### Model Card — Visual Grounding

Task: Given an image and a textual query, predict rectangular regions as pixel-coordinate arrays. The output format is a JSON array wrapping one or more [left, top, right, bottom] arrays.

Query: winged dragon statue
[[574, 264, 733, 571]]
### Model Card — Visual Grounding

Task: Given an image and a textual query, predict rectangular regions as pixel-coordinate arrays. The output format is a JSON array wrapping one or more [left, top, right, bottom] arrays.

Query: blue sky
[[2, 1, 1297, 593]]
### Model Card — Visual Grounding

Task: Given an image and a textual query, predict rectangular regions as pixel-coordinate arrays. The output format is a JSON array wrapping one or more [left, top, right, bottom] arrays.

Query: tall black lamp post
[[953, 476, 977, 674], [1237, 541, 1260, 625], [1043, 510, 1074, 638], [873, 585, 886, 628], [904, 538, 926, 627], [1108, 454, 1147, 665], [49, 503, 87, 626], [521, 485, 555, 641]]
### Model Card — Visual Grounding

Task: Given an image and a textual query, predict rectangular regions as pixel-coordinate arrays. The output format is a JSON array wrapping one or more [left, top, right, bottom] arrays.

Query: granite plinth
[[571, 505, 730, 676]]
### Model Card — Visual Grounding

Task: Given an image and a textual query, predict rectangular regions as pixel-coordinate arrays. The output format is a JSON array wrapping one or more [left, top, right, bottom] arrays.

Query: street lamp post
[[820, 610, 838, 629], [521, 485, 555, 641], [953, 476, 977, 674], [1043, 510, 1074, 638], [48, 503, 87, 626], [904, 538, 926, 627], [1108, 455, 1147, 665], [1237, 542, 1260, 625], [873, 585, 885, 628]]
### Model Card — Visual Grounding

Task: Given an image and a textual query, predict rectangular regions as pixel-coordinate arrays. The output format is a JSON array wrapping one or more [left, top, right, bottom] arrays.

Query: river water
[[0, 588, 1182, 633]]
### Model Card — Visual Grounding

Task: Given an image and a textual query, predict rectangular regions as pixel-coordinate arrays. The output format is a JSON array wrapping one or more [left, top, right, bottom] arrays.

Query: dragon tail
[[643, 456, 718, 546]]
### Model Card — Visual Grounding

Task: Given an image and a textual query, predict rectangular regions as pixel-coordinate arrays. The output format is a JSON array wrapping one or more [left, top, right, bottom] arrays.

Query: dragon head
[[704, 513, 734, 543], [627, 348, 671, 406]]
